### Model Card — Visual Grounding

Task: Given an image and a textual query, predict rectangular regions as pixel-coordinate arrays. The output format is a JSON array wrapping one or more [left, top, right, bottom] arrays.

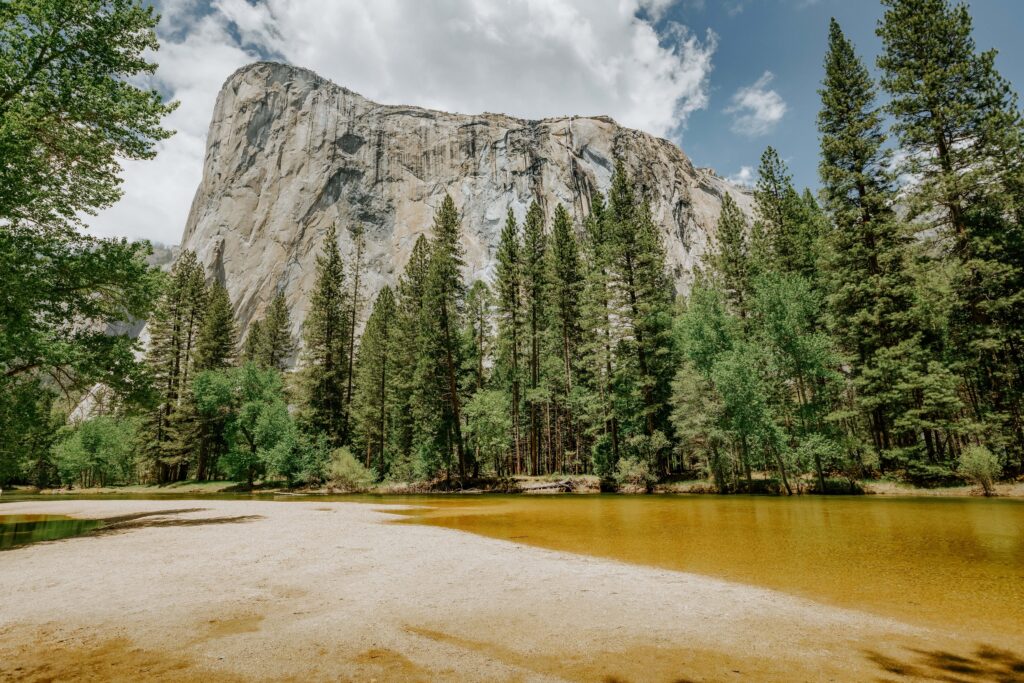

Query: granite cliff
[[179, 61, 753, 355]]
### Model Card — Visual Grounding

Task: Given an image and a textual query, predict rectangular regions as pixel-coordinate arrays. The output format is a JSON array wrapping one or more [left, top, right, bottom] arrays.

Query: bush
[[328, 447, 376, 492], [53, 416, 139, 488], [959, 445, 1002, 496], [613, 456, 656, 493]]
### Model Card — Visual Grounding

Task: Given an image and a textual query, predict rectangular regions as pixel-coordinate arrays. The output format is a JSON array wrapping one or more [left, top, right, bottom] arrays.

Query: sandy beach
[[0, 499, 1020, 682]]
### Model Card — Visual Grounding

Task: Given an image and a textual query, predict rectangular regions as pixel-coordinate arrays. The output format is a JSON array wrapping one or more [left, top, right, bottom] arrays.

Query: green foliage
[[464, 389, 512, 476], [0, 1, 172, 483], [878, 0, 1024, 464], [412, 195, 469, 480], [299, 224, 350, 444], [958, 445, 1002, 495], [258, 291, 295, 371], [195, 281, 237, 372], [710, 193, 750, 316], [328, 447, 376, 492], [494, 208, 525, 475], [52, 415, 140, 488], [351, 286, 399, 476], [613, 456, 656, 493], [141, 250, 207, 483], [0, 0, 175, 231], [192, 363, 301, 486]]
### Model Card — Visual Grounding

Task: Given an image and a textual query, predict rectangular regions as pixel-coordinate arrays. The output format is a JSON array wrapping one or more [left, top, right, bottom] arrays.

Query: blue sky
[[663, 0, 1024, 190], [92, 0, 1024, 244]]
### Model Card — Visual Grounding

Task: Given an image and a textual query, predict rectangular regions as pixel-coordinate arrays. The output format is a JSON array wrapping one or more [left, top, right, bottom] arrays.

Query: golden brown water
[[393, 494, 1024, 645]]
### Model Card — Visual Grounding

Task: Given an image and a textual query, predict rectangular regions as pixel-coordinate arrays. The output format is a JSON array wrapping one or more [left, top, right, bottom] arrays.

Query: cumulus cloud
[[725, 71, 786, 137], [726, 166, 754, 186], [86, 0, 716, 244]]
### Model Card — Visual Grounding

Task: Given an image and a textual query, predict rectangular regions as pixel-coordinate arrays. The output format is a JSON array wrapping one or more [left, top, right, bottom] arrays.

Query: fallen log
[[520, 479, 575, 493]]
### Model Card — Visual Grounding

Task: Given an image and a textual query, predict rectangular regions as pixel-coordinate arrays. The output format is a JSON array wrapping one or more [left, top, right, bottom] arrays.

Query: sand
[[0, 499, 1020, 682]]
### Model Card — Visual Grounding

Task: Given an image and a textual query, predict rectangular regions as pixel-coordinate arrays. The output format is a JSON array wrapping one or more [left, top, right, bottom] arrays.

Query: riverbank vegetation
[[2, 0, 1023, 495]]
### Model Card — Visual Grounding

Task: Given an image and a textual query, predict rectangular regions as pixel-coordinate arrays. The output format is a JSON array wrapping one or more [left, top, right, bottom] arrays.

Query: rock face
[[180, 61, 752, 357]]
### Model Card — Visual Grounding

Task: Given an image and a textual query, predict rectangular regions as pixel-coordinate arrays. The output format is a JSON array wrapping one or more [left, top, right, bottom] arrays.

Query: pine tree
[[463, 279, 491, 396], [191, 279, 238, 480], [578, 191, 621, 475], [352, 286, 398, 475], [463, 279, 492, 477], [522, 200, 548, 474], [752, 148, 817, 279], [299, 224, 349, 445], [195, 281, 237, 371], [393, 235, 431, 470], [546, 203, 584, 471], [342, 223, 366, 442], [605, 162, 676, 470], [878, 0, 1024, 461], [548, 204, 582, 393], [142, 250, 207, 482], [260, 291, 295, 371], [494, 208, 525, 474], [242, 321, 264, 365], [818, 17, 954, 467], [417, 195, 469, 480], [710, 192, 751, 317]]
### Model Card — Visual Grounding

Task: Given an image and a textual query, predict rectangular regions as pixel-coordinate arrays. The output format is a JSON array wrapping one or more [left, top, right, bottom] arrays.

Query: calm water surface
[[391, 494, 1024, 643], [0, 514, 103, 549]]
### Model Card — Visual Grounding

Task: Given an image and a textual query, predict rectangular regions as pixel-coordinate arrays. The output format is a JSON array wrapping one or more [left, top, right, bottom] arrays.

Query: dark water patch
[[0, 515, 102, 550]]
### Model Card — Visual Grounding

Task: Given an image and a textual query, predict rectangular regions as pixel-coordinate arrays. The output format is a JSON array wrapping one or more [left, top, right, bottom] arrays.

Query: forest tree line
[[1, 0, 1021, 493]]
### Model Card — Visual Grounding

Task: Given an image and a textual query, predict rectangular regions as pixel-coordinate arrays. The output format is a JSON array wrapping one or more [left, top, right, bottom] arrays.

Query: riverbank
[[11, 474, 1024, 498], [1, 498, 1021, 682]]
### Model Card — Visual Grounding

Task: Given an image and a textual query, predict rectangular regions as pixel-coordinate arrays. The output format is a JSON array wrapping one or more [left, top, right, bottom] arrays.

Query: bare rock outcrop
[[180, 61, 753, 355]]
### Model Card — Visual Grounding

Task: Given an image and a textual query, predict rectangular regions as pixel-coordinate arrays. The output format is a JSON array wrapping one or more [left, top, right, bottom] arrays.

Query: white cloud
[[726, 166, 754, 186], [86, 0, 717, 245], [725, 70, 786, 137]]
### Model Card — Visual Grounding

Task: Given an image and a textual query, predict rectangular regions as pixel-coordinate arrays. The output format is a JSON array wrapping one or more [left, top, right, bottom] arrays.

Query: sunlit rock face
[[180, 61, 753, 358]]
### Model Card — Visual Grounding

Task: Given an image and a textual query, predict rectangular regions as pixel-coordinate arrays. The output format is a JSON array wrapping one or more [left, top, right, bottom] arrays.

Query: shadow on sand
[[93, 508, 264, 535], [866, 644, 1024, 682]]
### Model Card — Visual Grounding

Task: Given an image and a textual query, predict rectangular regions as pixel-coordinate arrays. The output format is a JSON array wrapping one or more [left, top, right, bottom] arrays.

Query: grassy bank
[[8, 474, 1024, 498]]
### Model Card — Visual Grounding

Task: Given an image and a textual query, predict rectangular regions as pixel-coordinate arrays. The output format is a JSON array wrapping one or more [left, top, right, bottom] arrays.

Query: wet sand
[[1, 499, 1021, 682]]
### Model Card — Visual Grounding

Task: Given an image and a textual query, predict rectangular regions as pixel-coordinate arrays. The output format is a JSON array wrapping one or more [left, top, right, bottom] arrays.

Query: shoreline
[[2, 498, 1020, 682], [7, 476, 1024, 499]]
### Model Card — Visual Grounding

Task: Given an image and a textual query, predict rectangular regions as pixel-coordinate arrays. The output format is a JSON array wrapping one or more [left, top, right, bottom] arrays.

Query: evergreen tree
[[578, 191, 621, 475], [299, 224, 349, 445], [752, 148, 819, 280], [522, 201, 548, 474], [494, 208, 525, 474], [417, 195, 469, 480], [710, 192, 751, 317], [191, 279, 238, 479], [878, 0, 1024, 461], [195, 281, 237, 371], [393, 235, 431, 471], [818, 17, 954, 468], [342, 224, 366, 442], [605, 163, 677, 471], [260, 291, 295, 371], [463, 280, 492, 396], [352, 286, 398, 475], [546, 203, 584, 470], [243, 321, 264, 365], [142, 250, 207, 482]]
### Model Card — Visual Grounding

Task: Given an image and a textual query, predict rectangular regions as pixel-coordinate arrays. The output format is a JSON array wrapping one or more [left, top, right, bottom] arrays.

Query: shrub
[[53, 416, 139, 488], [959, 445, 1002, 496], [613, 456, 656, 493], [328, 447, 376, 492]]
